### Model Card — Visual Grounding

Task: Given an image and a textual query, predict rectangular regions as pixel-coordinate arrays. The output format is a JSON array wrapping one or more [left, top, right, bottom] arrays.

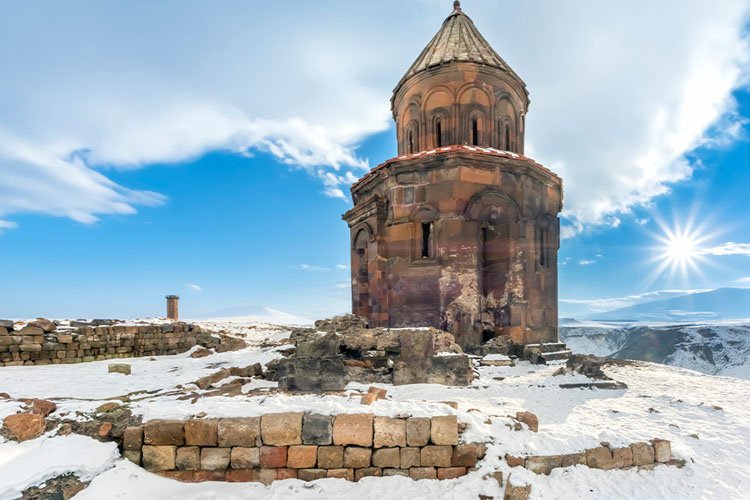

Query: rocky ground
[[0, 318, 748, 499]]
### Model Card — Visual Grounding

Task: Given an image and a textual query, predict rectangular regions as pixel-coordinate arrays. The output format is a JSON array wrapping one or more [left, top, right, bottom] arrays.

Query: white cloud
[[0, 1, 748, 231], [636, 218, 651, 226], [300, 264, 330, 272], [698, 242, 750, 256], [737, 277, 750, 283], [187, 284, 202, 292], [560, 288, 711, 313], [336, 264, 349, 270], [578, 259, 596, 266]]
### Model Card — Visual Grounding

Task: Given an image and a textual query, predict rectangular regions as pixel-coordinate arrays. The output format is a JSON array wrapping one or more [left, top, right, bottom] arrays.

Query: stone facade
[[0, 320, 245, 367], [124, 413, 485, 484], [343, 1, 562, 347]]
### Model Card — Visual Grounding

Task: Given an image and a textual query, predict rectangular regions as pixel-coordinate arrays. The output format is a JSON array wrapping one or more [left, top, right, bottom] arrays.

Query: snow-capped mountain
[[561, 320, 750, 379]]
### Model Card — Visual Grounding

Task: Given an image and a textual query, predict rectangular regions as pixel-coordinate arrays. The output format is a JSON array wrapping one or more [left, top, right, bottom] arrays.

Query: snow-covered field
[[1, 320, 749, 499]]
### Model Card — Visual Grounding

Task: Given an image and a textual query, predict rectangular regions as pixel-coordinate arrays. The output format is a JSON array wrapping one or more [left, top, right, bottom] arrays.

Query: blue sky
[[1, 1, 749, 320]]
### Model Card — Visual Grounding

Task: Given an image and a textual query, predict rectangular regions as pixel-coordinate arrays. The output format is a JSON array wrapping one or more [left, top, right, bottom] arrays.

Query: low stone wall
[[0, 319, 245, 367], [506, 439, 678, 475], [123, 413, 485, 483]]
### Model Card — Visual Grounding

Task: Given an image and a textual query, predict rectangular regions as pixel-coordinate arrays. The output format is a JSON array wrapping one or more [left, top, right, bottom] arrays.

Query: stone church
[[343, 1, 563, 348]]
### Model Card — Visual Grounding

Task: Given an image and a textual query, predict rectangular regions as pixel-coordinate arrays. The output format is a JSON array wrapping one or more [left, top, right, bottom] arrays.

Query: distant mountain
[[586, 287, 750, 322], [195, 305, 313, 326]]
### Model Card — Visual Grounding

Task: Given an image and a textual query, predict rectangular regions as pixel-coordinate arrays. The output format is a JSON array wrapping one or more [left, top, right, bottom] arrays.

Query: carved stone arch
[[456, 82, 492, 106], [410, 204, 438, 222], [429, 107, 450, 148], [405, 119, 420, 154], [411, 204, 438, 260], [461, 104, 487, 146], [495, 96, 519, 152], [422, 84, 456, 109], [465, 189, 522, 225], [351, 223, 374, 250]]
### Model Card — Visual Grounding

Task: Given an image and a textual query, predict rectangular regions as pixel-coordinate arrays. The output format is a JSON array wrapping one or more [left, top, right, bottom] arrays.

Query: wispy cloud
[[336, 264, 349, 270], [300, 264, 330, 271], [635, 218, 651, 226], [579, 259, 596, 266], [187, 283, 202, 291], [736, 276, 750, 283], [698, 242, 750, 256], [560, 288, 711, 313]]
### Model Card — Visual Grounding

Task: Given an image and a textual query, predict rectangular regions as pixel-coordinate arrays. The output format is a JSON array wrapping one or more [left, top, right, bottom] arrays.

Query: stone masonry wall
[[0, 319, 245, 367], [123, 413, 486, 483]]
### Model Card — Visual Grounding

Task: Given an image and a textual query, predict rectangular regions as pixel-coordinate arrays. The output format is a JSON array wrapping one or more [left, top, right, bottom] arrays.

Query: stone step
[[524, 342, 567, 354], [539, 350, 572, 362]]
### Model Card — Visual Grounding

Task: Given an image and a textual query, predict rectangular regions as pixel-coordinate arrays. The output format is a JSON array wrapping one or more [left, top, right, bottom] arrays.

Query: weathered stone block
[[288, 445, 318, 469], [631, 442, 655, 466], [586, 447, 614, 470], [525, 455, 561, 475], [108, 363, 131, 375], [260, 446, 288, 468], [343, 447, 372, 468], [185, 419, 218, 446], [123, 450, 141, 465], [225, 469, 256, 482], [261, 412, 302, 446], [327, 468, 354, 481], [193, 470, 226, 482], [515, 411, 538, 432], [218, 417, 260, 447], [144, 420, 185, 446], [452, 443, 485, 467], [428, 355, 474, 386], [355, 467, 382, 481], [437, 467, 467, 479], [298, 468, 328, 481], [560, 452, 586, 467], [651, 439, 671, 463], [409, 467, 436, 480], [430, 415, 458, 445], [421, 445, 453, 467], [504, 482, 532, 500], [318, 446, 344, 468], [2, 413, 46, 442], [612, 447, 633, 468], [373, 417, 406, 448], [200, 448, 230, 471], [176, 446, 200, 470], [505, 454, 525, 468], [302, 414, 333, 445], [383, 468, 409, 477], [400, 330, 434, 357], [393, 357, 432, 385], [372, 447, 400, 468], [230, 447, 259, 469], [406, 417, 431, 446], [333, 414, 373, 447], [400, 447, 421, 468], [142, 445, 176, 471], [277, 468, 298, 480], [256, 469, 277, 485]]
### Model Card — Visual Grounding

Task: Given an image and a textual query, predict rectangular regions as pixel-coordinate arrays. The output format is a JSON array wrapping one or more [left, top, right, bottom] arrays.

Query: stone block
[[525, 455, 561, 475], [327, 468, 354, 481], [504, 482, 532, 500], [123, 450, 141, 465], [430, 415, 458, 445], [218, 417, 260, 447], [651, 439, 671, 463], [185, 419, 218, 446], [144, 420, 185, 446], [373, 417, 406, 448], [298, 469, 328, 481], [560, 452, 586, 467], [260, 446, 288, 468], [230, 447, 259, 469], [631, 442, 655, 466], [400, 330, 434, 357], [421, 445, 453, 467], [225, 469, 256, 482], [400, 447, 421, 468], [318, 446, 344, 468], [428, 355, 474, 386], [302, 414, 333, 445], [333, 414, 373, 447], [256, 469, 277, 485], [586, 447, 614, 470], [452, 443, 485, 467], [406, 417, 431, 447], [505, 454, 525, 468], [343, 446, 372, 468], [159, 470, 194, 482], [288, 445, 318, 469], [372, 447, 400, 468], [277, 468, 298, 480], [383, 468, 409, 477], [355, 467, 382, 481], [30, 399, 56, 417], [176, 446, 200, 470], [108, 363, 131, 375], [142, 445, 176, 471], [200, 448, 230, 471], [515, 411, 538, 432], [2, 412, 45, 442], [612, 447, 633, 468], [393, 357, 432, 385], [261, 412, 302, 446], [193, 470, 226, 482], [409, 467, 436, 480], [437, 467, 467, 479]]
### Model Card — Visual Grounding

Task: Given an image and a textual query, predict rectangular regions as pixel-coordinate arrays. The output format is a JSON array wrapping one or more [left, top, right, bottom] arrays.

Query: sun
[[665, 233, 699, 265]]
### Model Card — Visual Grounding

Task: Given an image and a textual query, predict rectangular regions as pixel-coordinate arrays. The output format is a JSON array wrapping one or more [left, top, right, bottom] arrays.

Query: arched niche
[[495, 96, 518, 152], [411, 205, 438, 260]]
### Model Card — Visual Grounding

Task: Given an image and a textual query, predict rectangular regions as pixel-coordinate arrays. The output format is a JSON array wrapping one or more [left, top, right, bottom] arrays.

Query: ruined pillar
[[165, 295, 180, 321]]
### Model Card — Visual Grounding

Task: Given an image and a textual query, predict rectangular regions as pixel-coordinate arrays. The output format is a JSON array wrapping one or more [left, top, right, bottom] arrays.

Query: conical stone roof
[[395, 1, 524, 93]]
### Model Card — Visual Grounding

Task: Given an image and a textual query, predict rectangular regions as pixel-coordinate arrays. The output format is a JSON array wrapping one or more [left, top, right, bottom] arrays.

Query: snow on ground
[[1, 320, 749, 498]]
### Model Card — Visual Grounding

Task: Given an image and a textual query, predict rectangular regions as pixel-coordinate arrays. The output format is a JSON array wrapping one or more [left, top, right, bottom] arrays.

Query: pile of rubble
[[267, 315, 473, 392]]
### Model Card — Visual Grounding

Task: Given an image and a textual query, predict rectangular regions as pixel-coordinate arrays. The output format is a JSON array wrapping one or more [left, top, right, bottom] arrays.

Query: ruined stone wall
[[0, 320, 244, 367], [123, 413, 485, 484], [344, 149, 561, 347]]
